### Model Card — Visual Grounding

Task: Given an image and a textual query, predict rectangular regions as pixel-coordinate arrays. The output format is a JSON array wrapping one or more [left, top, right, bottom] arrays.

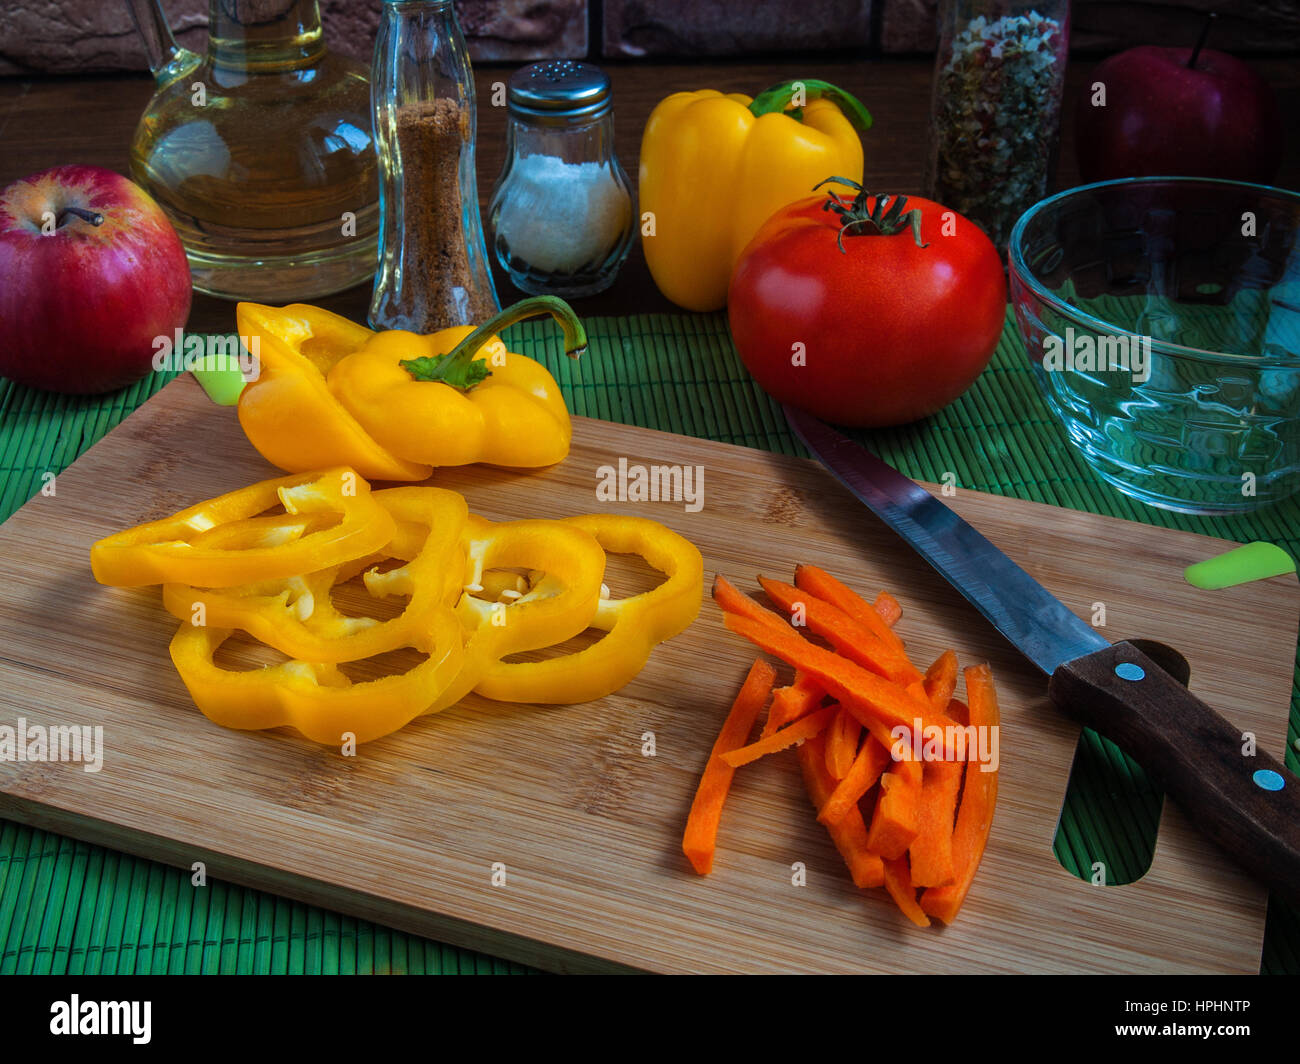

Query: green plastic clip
[[1183, 542, 1297, 590]]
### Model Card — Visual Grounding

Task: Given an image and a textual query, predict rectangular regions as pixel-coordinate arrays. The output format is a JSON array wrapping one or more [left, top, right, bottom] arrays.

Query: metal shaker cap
[[508, 61, 612, 124]]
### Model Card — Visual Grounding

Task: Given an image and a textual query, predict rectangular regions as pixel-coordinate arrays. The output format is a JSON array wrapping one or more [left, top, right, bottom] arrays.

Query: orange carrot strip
[[819, 734, 892, 825], [865, 756, 922, 860], [682, 658, 777, 875], [867, 684, 925, 859], [923, 649, 959, 715], [907, 756, 964, 888], [882, 856, 931, 927], [760, 576, 915, 684], [794, 565, 920, 680], [761, 671, 824, 738], [797, 732, 885, 889], [711, 573, 773, 625], [713, 580, 953, 755], [719, 704, 837, 768], [920, 666, 1000, 924], [873, 591, 903, 627], [824, 704, 862, 780]]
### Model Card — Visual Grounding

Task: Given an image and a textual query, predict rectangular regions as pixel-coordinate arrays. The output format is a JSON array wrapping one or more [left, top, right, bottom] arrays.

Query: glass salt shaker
[[489, 61, 635, 298], [369, 0, 499, 332], [923, 0, 1071, 251]]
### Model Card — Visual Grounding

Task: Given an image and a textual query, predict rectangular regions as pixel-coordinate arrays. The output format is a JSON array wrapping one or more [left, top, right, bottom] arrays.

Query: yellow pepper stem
[[749, 79, 873, 133], [402, 296, 588, 391]]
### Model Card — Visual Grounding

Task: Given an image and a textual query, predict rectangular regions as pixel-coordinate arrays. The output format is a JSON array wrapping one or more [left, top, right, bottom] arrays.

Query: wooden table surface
[[2, 58, 1297, 334]]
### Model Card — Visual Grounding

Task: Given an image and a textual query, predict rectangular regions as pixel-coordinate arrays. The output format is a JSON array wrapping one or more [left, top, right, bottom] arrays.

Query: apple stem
[[57, 206, 105, 228], [1188, 11, 1217, 70]]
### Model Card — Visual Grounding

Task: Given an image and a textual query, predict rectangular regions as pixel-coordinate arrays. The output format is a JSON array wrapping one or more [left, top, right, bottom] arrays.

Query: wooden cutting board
[[0, 373, 1296, 973]]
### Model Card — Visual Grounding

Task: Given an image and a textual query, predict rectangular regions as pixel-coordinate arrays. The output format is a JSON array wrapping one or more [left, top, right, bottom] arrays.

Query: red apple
[[0, 165, 192, 394], [1075, 44, 1283, 185]]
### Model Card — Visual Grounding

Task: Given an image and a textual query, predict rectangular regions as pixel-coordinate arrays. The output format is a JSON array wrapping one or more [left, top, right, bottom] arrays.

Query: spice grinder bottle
[[369, 0, 499, 332], [488, 61, 635, 298], [923, 0, 1071, 251]]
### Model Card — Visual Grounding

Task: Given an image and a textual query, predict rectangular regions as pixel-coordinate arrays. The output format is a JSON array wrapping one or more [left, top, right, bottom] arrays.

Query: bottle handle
[[122, 0, 200, 82]]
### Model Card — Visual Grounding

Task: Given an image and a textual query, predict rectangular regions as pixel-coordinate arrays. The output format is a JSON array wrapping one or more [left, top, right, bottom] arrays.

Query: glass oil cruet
[[123, 0, 380, 300]]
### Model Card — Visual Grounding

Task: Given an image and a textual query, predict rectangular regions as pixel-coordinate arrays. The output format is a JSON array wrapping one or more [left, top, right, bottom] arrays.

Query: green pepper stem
[[405, 296, 588, 391], [447, 296, 586, 363], [748, 79, 873, 133]]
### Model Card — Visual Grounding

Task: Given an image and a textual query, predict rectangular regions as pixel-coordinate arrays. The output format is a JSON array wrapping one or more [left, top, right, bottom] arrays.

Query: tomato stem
[[814, 178, 929, 253]]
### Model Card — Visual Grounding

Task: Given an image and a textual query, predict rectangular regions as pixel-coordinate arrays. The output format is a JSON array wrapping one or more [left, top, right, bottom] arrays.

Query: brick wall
[[1, 0, 1295, 75]]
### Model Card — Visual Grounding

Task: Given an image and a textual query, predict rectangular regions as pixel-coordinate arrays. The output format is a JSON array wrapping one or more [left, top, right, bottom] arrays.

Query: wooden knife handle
[[1049, 641, 1300, 904]]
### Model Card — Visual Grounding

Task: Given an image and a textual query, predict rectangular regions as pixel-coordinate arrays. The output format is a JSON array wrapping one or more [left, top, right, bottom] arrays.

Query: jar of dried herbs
[[369, 0, 499, 331], [923, 0, 1070, 251]]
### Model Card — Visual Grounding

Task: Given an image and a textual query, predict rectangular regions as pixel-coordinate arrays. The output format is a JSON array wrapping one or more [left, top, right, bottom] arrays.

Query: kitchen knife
[[784, 403, 1300, 903]]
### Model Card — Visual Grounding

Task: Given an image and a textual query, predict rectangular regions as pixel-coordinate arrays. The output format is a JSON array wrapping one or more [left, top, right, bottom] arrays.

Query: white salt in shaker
[[489, 61, 635, 298]]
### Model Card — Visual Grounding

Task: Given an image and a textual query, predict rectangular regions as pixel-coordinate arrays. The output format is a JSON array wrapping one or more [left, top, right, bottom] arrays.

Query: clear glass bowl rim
[[1007, 175, 1300, 369]]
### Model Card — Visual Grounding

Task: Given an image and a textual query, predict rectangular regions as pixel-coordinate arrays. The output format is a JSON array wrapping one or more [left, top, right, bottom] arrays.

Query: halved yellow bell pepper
[[235, 297, 583, 477], [639, 79, 871, 312], [237, 303, 432, 482], [327, 297, 585, 470]]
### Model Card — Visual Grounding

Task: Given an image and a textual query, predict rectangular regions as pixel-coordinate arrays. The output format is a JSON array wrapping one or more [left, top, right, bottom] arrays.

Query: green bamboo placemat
[[1, 309, 1297, 974]]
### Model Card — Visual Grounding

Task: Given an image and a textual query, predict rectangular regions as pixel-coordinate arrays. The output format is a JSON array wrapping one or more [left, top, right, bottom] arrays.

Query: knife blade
[[784, 403, 1300, 903]]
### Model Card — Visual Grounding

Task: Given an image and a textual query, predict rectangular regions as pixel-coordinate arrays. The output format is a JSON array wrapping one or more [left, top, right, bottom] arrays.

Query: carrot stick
[[865, 755, 922, 860], [907, 754, 964, 888], [797, 732, 885, 889], [818, 734, 892, 825], [712, 580, 953, 756], [761, 671, 824, 738], [682, 658, 776, 875], [920, 666, 1000, 924], [721, 610, 954, 761], [873, 591, 903, 627], [823, 704, 862, 780], [794, 565, 920, 679], [760, 576, 916, 684], [882, 856, 931, 927], [719, 704, 836, 768], [923, 649, 959, 715], [711, 573, 774, 626], [866, 680, 926, 859]]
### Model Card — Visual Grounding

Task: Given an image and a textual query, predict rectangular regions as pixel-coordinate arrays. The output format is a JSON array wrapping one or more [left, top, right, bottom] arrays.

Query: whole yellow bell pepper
[[639, 79, 871, 312]]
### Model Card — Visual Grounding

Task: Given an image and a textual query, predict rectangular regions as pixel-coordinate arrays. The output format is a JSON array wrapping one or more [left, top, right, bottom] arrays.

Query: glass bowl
[[1008, 177, 1300, 515]]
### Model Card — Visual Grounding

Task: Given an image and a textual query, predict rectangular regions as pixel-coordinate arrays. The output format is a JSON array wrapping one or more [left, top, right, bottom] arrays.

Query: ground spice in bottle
[[388, 97, 498, 329]]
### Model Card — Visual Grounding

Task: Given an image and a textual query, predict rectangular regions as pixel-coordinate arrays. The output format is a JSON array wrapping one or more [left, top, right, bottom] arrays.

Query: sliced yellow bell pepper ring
[[422, 513, 609, 715], [326, 296, 585, 470], [168, 610, 466, 746], [472, 514, 704, 704], [89, 467, 395, 588], [236, 303, 433, 482], [161, 487, 469, 663]]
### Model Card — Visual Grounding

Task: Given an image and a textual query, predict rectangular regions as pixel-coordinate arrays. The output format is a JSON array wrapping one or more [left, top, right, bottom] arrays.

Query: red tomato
[[727, 192, 1006, 427]]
